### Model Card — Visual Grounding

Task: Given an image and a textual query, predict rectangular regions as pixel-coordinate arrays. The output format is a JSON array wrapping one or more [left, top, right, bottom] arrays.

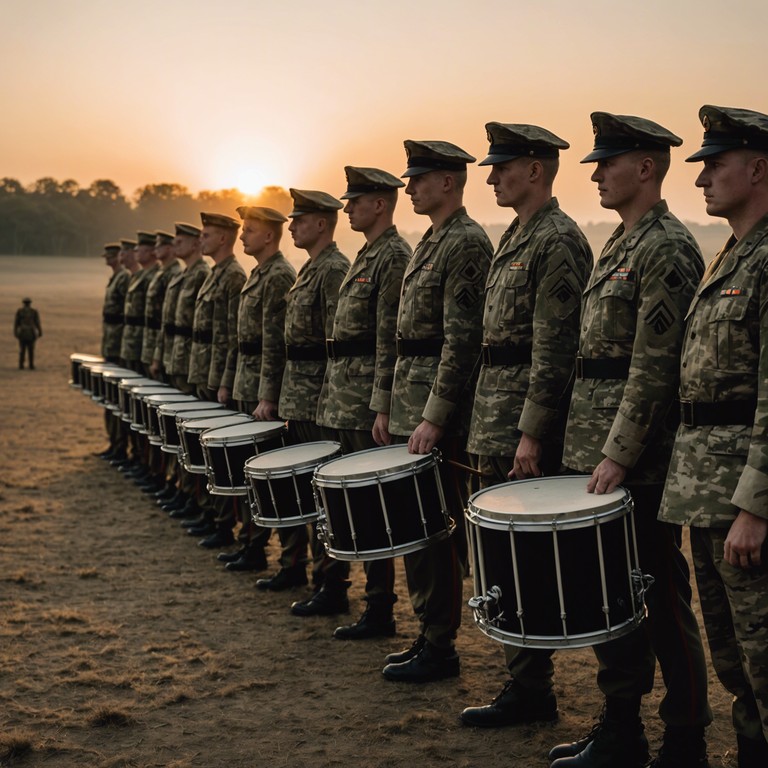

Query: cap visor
[[580, 147, 633, 163], [478, 153, 522, 166], [400, 166, 434, 178], [685, 144, 731, 162], [339, 191, 363, 200]]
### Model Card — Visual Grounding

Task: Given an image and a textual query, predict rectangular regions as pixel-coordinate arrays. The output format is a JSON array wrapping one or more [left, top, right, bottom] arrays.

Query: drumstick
[[445, 458, 492, 478]]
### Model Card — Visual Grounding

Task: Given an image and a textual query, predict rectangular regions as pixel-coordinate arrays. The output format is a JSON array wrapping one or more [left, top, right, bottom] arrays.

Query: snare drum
[[466, 476, 648, 650], [245, 442, 342, 527], [179, 414, 254, 474], [157, 401, 225, 453], [200, 421, 287, 495], [77, 357, 107, 393], [102, 369, 143, 411], [127, 386, 177, 432], [313, 445, 453, 561], [142, 392, 196, 440], [69, 353, 104, 388], [118, 378, 158, 421], [88, 364, 126, 403]]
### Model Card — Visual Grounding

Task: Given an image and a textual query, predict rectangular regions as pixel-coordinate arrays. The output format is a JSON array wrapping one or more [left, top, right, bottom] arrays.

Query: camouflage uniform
[[141, 259, 181, 372], [168, 258, 211, 390], [120, 266, 154, 371], [154, 269, 184, 374], [231, 251, 295, 405], [101, 268, 130, 361], [389, 205, 492, 649], [14, 302, 42, 369], [466, 196, 591, 689], [562, 199, 711, 729], [188, 255, 245, 396]]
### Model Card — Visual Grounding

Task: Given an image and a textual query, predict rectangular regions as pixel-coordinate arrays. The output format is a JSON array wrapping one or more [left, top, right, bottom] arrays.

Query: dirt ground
[[0, 256, 738, 767]]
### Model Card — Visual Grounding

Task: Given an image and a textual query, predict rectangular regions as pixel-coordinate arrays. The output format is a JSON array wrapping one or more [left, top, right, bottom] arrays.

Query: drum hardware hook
[[468, 584, 503, 613], [631, 569, 655, 607]]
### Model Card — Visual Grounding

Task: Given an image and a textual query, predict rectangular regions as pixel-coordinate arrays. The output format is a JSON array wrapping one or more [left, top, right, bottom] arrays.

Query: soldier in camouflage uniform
[[216, 205, 295, 573], [460, 123, 592, 726], [315, 166, 410, 634], [660, 106, 768, 768], [548, 114, 711, 768], [381, 140, 492, 683], [97, 243, 130, 461], [256, 190, 350, 597], [14, 297, 41, 369], [186, 212, 246, 549], [142, 231, 181, 380], [120, 231, 157, 373]]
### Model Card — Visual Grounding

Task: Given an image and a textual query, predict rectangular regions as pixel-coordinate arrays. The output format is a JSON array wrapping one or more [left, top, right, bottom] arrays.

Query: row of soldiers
[[94, 105, 768, 768]]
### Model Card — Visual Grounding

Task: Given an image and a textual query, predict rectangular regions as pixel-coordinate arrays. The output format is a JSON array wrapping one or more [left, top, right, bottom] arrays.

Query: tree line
[[0, 178, 292, 256]]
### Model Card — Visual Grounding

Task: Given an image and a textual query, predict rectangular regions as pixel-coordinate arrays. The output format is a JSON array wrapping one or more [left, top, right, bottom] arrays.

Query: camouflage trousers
[[691, 525, 768, 742]]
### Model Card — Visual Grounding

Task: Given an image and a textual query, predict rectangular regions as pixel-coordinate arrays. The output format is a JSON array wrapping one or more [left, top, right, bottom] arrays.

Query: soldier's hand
[[253, 400, 278, 421], [372, 413, 392, 446], [408, 420, 444, 455], [217, 386, 230, 405], [587, 457, 626, 494], [724, 510, 768, 569], [511, 433, 543, 479], [149, 360, 160, 378]]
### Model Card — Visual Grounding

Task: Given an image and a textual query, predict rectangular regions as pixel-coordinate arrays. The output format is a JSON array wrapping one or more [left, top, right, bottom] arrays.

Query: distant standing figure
[[14, 297, 42, 369]]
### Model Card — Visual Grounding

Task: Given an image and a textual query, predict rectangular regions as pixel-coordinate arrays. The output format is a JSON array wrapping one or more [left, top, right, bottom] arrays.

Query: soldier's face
[[343, 194, 378, 232], [590, 154, 641, 212], [288, 214, 320, 250], [240, 219, 271, 257], [136, 244, 155, 267], [119, 248, 136, 269], [155, 243, 173, 262], [486, 159, 530, 208], [173, 234, 197, 259], [405, 172, 443, 215], [200, 226, 223, 256], [695, 151, 757, 220]]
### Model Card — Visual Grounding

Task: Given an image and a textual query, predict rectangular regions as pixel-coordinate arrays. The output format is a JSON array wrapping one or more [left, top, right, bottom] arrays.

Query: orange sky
[[2, 0, 766, 236]]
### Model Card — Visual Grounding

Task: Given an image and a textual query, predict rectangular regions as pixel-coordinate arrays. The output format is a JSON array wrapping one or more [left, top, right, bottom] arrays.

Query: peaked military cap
[[288, 189, 343, 217], [120, 238, 137, 249], [401, 140, 476, 178], [581, 112, 682, 163], [155, 230, 175, 245], [200, 212, 240, 230], [235, 206, 288, 223], [479, 122, 569, 166], [22, 297, 32, 304], [340, 166, 405, 199], [175, 222, 201, 238], [137, 231, 157, 246], [686, 105, 768, 162], [103, 242, 121, 255]]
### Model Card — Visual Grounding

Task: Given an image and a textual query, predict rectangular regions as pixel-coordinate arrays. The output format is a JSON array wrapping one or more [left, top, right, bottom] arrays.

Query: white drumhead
[[245, 441, 341, 472], [182, 414, 252, 434], [314, 444, 432, 482], [158, 401, 221, 416], [144, 392, 193, 405], [200, 420, 285, 444], [469, 476, 628, 525]]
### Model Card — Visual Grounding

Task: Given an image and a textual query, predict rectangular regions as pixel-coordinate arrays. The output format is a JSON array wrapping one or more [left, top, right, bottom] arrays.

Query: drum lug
[[468, 585, 505, 625]]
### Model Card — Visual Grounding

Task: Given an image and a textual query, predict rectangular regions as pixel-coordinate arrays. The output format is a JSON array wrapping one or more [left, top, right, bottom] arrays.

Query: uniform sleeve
[[423, 237, 491, 426], [220, 269, 246, 390], [518, 234, 591, 439], [370, 247, 408, 414], [602, 239, 703, 468], [321, 263, 346, 339], [258, 270, 293, 403]]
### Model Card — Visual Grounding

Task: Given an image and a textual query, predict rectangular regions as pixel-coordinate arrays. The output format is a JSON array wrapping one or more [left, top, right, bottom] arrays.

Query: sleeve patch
[[454, 284, 482, 310], [646, 299, 674, 335]]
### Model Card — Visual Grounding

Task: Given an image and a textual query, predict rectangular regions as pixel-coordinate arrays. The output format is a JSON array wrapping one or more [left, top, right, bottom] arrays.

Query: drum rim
[[200, 420, 286, 446], [244, 441, 342, 477], [157, 401, 223, 415], [181, 414, 254, 434], [130, 386, 176, 399], [175, 409, 241, 424], [313, 444, 435, 486], [143, 393, 195, 405]]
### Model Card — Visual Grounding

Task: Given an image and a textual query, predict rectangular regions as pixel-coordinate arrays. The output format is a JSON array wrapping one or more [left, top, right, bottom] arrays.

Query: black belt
[[575, 355, 631, 380], [679, 399, 757, 427], [175, 326, 192, 339], [193, 329, 213, 344], [124, 316, 145, 327], [239, 340, 263, 355], [286, 344, 326, 361], [147, 318, 162, 330], [326, 338, 376, 360], [396, 337, 443, 357], [163, 322, 177, 335], [481, 343, 532, 367], [103, 312, 123, 324]]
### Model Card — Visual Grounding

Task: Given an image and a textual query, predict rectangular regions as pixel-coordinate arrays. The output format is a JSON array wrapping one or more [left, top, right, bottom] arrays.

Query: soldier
[[315, 166, 411, 636], [217, 205, 295, 573], [186, 212, 246, 548], [256, 189, 350, 597], [381, 140, 492, 683], [97, 242, 130, 461], [459, 123, 592, 726], [659, 105, 768, 768], [14, 297, 42, 369], [120, 232, 157, 374], [548, 113, 711, 768], [142, 231, 181, 381]]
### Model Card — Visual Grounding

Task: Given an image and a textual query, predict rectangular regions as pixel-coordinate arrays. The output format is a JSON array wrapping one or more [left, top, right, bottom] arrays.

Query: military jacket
[[101, 268, 129, 359], [279, 244, 350, 421], [660, 214, 768, 526], [467, 199, 591, 456], [316, 227, 411, 430], [389, 207, 492, 437], [562, 201, 704, 484], [119, 267, 153, 362], [188, 255, 246, 389], [154, 268, 183, 370], [168, 259, 211, 378], [231, 251, 296, 403], [141, 260, 181, 366], [14, 306, 41, 342]]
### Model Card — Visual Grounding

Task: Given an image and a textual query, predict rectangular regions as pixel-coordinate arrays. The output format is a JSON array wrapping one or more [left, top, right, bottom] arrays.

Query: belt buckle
[[575, 355, 584, 380], [481, 343, 492, 367], [325, 339, 336, 360], [679, 399, 695, 427]]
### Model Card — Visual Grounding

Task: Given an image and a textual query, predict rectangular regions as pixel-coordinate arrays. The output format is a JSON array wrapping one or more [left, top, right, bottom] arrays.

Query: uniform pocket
[[708, 296, 750, 370], [599, 280, 637, 341], [415, 270, 443, 320], [705, 425, 751, 457]]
